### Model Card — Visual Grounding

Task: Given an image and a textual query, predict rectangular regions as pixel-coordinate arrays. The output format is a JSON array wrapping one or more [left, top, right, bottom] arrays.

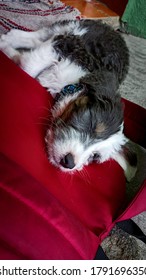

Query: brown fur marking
[[60, 95, 89, 122]]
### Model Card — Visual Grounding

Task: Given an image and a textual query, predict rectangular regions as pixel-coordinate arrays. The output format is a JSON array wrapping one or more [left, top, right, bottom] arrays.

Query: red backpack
[[0, 52, 146, 259]]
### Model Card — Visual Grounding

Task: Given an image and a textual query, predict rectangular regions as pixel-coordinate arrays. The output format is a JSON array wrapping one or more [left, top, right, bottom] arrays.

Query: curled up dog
[[0, 19, 137, 181]]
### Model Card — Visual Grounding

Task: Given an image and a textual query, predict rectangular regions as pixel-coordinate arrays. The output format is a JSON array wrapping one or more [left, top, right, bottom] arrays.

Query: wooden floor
[[62, 0, 118, 18]]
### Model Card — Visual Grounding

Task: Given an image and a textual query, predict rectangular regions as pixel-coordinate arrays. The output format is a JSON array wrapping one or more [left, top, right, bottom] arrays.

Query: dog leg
[[37, 63, 62, 96], [112, 143, 137, 182], [0, 28, 50, 50], [37, 58, 88, 96], [0, 40, 20, 63], [19, 39, 59, 78], [0, 29, 59, 78], [0, 29, 41, 62]]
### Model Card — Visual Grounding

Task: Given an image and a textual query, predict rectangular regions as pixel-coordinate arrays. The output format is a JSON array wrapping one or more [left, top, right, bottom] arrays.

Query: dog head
[[45, 81, 127, 172]]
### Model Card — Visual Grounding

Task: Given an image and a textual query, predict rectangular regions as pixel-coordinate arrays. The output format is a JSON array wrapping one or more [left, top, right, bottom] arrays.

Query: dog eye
[[88, 153, 100, 163], [92, 153, 100, 161]]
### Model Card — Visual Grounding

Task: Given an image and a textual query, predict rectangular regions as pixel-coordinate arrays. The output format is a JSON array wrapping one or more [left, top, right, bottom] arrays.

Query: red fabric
[[0, 52, 146, 259], [123, 99, 146, 149], [0, 153, 99, 260], [101, 0, 128, 16]]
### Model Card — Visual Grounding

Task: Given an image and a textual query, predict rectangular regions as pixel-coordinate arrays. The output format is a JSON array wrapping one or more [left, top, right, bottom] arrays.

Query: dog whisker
[[39, 116, 52, 123], [57, 117, 68, 129], [78, 168, 91, 186], [35, 122, 49, 127]]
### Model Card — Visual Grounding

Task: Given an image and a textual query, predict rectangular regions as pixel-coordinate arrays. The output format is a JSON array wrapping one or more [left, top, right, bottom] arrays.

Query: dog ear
[[116, 141, 137, 182], [113, 141, 137, 182], [122, 141, 137, 182], [122, 141, 137, 169]]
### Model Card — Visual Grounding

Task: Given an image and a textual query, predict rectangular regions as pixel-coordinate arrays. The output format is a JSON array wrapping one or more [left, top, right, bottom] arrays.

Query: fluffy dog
[[0, 19, 137, 180]]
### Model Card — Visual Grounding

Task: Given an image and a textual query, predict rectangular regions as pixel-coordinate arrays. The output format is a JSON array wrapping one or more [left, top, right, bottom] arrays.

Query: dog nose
[[60, 153, 75, 169]]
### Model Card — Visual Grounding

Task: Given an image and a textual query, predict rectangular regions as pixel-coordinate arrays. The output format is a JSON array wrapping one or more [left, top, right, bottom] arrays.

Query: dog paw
[[0, 39, 8, 50], [124, 165, 137, 182], [0, 31, 21, 60], [1, 29, 41, 49], [111, 145, 137, 182], [122, 141, 138, 182], [37, 65, 62, 96], [1, 30, 19, 47], [0, 39, 20, 61]]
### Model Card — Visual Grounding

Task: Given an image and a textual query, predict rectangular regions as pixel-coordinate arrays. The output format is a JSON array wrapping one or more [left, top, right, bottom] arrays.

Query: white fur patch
[[112, 153, 137, 181], [0, 40, 20, 60], [1, 29, 42, 49], [38, 58, 87, 96], [20, 39, 59, 77], [51, 21, 88, 37]]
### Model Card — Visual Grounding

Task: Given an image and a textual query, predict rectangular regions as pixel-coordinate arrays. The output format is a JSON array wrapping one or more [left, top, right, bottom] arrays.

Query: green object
[[121, 0, 146, 39]]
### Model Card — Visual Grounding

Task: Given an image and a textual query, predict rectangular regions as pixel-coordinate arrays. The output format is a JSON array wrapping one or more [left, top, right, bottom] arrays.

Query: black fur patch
[[53, 34, 97, 72], [53, 19, 129, 83]]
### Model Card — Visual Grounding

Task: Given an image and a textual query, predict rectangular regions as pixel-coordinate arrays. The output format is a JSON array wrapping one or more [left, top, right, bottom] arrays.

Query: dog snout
[[60, 153, 75, 169]]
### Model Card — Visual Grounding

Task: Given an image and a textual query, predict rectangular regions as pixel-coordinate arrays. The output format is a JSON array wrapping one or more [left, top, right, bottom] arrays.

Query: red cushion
[[0, 153, 99, 260], [123, 99, 146, 148], [0, 51, 145, 259]]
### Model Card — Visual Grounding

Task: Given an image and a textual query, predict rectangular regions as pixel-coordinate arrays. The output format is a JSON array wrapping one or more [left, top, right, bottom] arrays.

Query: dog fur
[[0, 19, 137, 180]]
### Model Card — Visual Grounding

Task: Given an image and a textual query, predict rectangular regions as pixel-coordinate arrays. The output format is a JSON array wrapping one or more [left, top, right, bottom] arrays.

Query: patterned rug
[[0, 0, 81, 35]]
